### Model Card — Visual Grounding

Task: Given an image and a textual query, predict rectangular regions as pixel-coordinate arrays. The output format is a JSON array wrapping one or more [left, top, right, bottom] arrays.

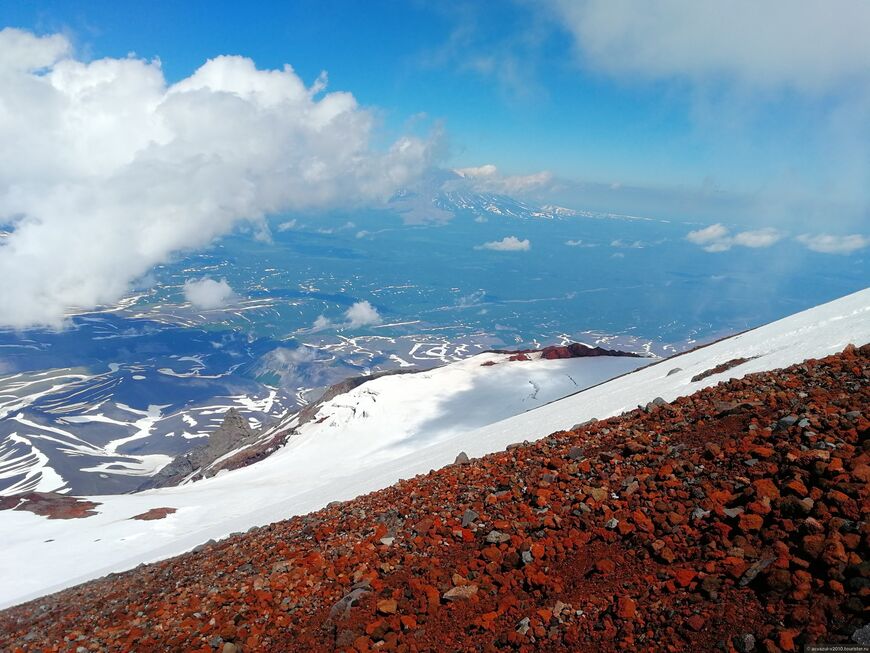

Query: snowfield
[[0, 288, 868, 609]]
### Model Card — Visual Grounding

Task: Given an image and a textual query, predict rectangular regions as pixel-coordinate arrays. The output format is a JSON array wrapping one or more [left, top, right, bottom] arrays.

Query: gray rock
[[454, 451, 470, 465], [739, 557, 775, 587], [521, 550, 533, 565], [732, 633, 756, 652], [845, 410, 863, 421], [723, 507, 744, 518], [692, 507, 711, 520], [666, 367, 682, 376], [776, 415, 799, 429], [461, 509, 479, 527], [191, 539, 217, 554], [486, 530, 511, 544], [328, 587, 370, 620], [516, 617, 530, 635], [604, 518, 619, 529], [852, 623, 870, 645]]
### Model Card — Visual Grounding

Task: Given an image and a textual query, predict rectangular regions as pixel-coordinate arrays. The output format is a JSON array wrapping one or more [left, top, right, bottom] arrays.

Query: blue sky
[[2, 0, 868, 226]]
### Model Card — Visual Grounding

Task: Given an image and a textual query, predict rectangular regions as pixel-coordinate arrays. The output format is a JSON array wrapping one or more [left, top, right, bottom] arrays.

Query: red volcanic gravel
[[1, 346, 868, 652]]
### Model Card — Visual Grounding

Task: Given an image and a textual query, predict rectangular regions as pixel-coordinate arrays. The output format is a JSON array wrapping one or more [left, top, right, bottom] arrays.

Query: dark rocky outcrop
[[138, 409, 259, 490], [490, 342, 643, 360]]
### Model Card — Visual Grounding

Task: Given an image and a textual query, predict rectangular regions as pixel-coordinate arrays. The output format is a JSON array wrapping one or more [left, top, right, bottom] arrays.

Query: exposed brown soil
[[0, 492, 100, 520], [130, 507, 177, 521]]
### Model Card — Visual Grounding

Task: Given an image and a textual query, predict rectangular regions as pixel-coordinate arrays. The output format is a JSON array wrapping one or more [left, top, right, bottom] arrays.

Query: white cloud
[[456, 290, 486, 308], [610, 239, 646, 249], [565, 239, 596, 248], [732, 228, 783, 248], [547, 0, 870, 93], [454, 164, 553, 195], [0, 28, 430, 328], [311, 300, 382, 331], [474, 236, 531, 251], [312, 315, 333, 331], [277, 219, 297, 232], [183, 277, 236, 310], [797, 233, 869, 254], [686, 224, 783, 252], [344, 300, 382, 327], [686, 223, 729, 245]]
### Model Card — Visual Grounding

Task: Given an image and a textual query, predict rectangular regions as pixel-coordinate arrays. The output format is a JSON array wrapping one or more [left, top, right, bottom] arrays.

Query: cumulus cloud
[[547, 0, 870, 93], [312, 300, 382, 331], [0, 28, 430, 328], [454, 164, 553, 195], [344, 300, 382, 327], [474, 236, 531, 251], [686, 223, 729, 246], [686, 224, 783, 252], [796, 233, 869, 254], [731, 229, 783, 249], [183, 277, 236, 310]]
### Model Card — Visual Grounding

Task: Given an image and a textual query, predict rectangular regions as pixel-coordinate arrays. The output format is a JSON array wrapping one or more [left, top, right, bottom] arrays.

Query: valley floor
[[1, 345, 867, 651]]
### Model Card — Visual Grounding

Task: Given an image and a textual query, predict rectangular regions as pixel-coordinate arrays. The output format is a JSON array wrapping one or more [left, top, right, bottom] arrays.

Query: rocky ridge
[[139, 409, 262, 490], [0, 346, 867, 652]]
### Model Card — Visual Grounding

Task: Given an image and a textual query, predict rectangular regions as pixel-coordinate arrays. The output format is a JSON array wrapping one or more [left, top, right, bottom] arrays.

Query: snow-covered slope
[[1, 288, 868, 608]]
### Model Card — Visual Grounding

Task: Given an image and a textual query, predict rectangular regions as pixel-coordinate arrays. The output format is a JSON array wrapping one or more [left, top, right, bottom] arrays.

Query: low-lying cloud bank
[[796, 233, 869, 255], [454, 165, 553, 195], [687, 223, 867, 255], [0, 28, 430, 329]]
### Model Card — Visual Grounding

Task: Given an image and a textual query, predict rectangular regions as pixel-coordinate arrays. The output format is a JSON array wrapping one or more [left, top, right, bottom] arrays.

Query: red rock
[[738, 513, 764, 532], [686, 615, 706, 631], [753, 479, 780, 500], [782, 479, 807, 497], [594, 558, 616, 574], [399, 615, 416, 630], [377, 599, 397, 615], [673, 569, 696, 587], [615, 597, 636, 619], [443, 585, 478, 601]]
